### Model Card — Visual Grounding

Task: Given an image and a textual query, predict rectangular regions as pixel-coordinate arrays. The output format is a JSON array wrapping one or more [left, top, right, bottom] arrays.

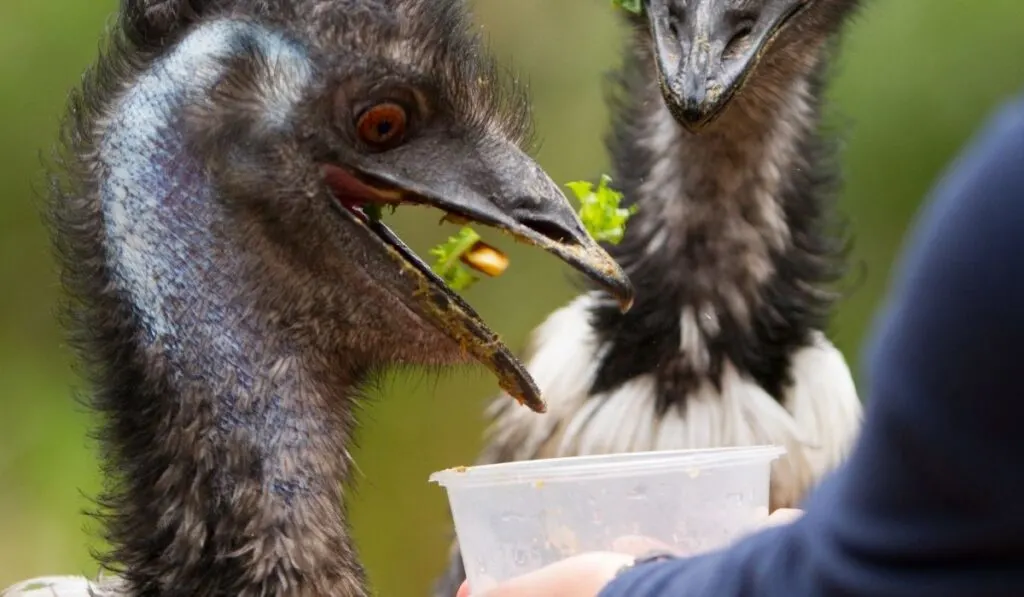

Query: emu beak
[[645, 0, 811, 131], [322, 139, 634, 413]]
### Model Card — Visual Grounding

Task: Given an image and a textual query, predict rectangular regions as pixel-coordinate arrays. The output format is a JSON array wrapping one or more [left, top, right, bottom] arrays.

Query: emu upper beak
[[322, 138, 634, 414], [645, 0, 811, 131]]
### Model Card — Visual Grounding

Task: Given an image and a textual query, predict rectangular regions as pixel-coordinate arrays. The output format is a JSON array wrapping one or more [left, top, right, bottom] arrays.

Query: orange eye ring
[[356, 102, 408, 149]]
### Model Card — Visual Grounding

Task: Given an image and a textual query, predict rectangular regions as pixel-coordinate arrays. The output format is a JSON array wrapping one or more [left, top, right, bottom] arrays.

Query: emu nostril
[[724, 24, 754, 56], [724, 11, 757, 57], [517, 217, 575, 246], [667, 5, 684, 39], [502, 193, 579, 245]]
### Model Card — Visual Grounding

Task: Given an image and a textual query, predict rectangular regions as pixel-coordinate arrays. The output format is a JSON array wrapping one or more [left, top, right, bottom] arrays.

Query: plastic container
[[430, 445, 785, 594]]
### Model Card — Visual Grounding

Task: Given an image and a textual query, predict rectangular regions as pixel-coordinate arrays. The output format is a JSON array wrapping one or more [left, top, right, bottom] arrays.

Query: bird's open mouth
[[320, 163, 634, 413]]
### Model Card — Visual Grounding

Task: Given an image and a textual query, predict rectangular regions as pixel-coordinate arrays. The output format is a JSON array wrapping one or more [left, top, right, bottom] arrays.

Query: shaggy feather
[[9, 0, 539, 595], [432, 2, 865, 595]]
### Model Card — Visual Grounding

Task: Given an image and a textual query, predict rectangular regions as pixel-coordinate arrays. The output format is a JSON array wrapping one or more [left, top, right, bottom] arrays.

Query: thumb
[[469, 552, 634, 597]]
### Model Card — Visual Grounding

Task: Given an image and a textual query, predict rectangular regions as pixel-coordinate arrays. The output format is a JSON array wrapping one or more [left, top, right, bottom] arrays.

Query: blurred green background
[[2, 0, 1024, 594]]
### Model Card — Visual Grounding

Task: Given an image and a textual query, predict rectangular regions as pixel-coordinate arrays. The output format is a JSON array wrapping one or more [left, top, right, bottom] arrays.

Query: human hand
[[453, 552, 634, 597], [456, 508, 804, 597]]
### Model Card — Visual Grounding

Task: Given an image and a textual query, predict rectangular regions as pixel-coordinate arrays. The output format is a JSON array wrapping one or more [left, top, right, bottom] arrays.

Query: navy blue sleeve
[[599, 93, 1024, 597]]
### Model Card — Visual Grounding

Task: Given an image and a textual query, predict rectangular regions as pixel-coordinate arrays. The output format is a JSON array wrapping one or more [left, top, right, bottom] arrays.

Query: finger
[[474, 562, 578, 597], [476, 552, 633, 597], [456, 580, 470, 597]]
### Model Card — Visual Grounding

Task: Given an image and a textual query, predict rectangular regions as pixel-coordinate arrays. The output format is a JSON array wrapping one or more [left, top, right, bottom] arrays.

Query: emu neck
[[617, 59, 823, 309], [644, 92, 807, 287], [591, 45, 845, 409], [94, 21, 365, 596]]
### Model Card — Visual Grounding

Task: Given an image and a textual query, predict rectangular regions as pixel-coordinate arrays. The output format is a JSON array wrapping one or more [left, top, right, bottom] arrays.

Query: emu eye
[[356, 102, 407, 149]]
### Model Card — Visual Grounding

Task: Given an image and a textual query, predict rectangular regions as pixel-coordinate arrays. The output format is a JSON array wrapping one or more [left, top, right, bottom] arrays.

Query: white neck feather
[[481, 293, 864, 509]]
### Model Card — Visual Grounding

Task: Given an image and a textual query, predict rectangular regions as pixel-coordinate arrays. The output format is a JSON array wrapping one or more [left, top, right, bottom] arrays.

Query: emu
[[0, 0, 634, 595], [434, 0, 865, 593]]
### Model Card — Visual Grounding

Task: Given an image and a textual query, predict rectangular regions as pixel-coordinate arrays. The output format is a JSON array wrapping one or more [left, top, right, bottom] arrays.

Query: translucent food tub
[[430, 445, 785, 594]]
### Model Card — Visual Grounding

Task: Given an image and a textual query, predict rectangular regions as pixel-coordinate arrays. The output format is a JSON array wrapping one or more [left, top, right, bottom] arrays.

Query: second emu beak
[[645, 0, 811, 131]]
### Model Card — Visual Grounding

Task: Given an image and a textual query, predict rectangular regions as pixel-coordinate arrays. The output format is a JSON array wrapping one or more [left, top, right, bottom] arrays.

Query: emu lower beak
[[646, 0, 811, 131], [324, 140, 634, 413]]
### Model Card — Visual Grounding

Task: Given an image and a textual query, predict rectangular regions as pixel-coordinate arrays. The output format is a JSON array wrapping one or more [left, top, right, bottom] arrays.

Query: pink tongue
[[321, 164, 387, 209]]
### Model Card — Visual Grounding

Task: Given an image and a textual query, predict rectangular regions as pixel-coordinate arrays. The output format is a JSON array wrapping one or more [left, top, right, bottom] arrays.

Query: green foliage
[[566, 174, 637, 245], [612, 0, 643, 14], [363, 203, 383, 222], [429, 227, 482, 291]]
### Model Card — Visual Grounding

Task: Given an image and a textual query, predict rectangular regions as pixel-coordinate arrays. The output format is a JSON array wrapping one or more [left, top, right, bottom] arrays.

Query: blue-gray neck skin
[[91, 20, 367, 596]]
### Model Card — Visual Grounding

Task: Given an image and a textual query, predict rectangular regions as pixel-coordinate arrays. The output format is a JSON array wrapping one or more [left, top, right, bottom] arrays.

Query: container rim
[[428, 445, 786, 488]]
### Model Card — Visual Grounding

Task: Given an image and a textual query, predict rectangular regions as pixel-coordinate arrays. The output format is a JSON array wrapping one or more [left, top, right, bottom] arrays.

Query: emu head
[[634, 0, 860, 130], [112, 0, 633, 412]]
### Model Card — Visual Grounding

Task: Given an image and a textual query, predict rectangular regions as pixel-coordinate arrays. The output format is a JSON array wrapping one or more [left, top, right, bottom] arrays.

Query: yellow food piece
[[545, 523, 580, 556], [460, 241, 509, 277]]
